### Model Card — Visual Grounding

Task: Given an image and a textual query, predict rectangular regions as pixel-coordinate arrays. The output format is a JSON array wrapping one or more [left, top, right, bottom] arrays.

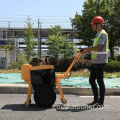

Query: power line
[[0, 14, 74, 18]]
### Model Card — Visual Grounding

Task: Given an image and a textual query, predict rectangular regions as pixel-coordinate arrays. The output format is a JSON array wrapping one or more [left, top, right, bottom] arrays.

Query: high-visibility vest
[[91, 29, 109, 59]]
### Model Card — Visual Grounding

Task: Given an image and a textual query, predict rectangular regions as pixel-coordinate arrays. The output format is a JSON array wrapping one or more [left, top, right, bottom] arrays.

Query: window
[[1, 58, 6, 67]]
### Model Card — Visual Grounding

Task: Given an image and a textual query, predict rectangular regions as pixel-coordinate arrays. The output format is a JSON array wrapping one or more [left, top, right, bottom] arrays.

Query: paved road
[[0, 94, 120, 120]]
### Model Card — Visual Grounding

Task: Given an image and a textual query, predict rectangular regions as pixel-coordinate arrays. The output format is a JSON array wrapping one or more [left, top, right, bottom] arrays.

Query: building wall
[[0, 49, 18, 68], [0, 50, 10, 68]]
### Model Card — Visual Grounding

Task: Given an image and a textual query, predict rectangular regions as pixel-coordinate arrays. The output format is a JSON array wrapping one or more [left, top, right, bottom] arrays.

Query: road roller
[[21, 51, 83, 108]]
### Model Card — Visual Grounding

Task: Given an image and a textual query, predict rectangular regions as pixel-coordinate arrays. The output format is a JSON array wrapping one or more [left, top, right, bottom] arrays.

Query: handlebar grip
[[80, 49, 84, 52]]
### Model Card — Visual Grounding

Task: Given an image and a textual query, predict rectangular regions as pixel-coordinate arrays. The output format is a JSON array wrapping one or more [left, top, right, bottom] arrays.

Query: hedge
[[51, 59, 120, 72], [50, 59, 91, 72], [104, 61, 120, 72]]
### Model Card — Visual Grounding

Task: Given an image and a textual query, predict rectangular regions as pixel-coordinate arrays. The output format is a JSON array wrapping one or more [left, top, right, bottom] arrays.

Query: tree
[[71, 0, 120, 59], [45, 25, 76, 60], [23, 17, 38, 61]]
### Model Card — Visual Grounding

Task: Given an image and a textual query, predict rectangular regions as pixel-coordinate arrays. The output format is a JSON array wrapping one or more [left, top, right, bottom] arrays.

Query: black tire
[[32, 84, 55, 93], [34, 90, 56, 108], [32, 84, 41, 92]]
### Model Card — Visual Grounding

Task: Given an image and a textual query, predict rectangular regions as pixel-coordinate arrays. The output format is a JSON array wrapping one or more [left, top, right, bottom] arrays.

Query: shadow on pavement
[[1, 103, 96, 112], [1, 104, 52, 111]]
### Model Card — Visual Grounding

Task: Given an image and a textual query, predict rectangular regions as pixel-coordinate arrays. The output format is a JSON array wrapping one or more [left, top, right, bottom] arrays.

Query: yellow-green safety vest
[[91, 30, 109, 59]]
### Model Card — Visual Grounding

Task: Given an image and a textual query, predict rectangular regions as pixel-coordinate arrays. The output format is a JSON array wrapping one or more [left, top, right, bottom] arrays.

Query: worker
[[79, 16, 109, 108]]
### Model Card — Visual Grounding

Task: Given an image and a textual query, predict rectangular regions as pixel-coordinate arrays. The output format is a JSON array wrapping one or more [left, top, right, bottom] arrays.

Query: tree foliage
[[71, 0, 120, 58], [23, 17, 38, 61], [46, 25, 76, 60], [11, 53, 26, 69]]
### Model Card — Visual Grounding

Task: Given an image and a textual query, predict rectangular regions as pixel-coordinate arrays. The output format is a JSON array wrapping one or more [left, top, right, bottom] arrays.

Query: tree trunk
[[5, 49, 7, 69], [109, 45, 114, 59]]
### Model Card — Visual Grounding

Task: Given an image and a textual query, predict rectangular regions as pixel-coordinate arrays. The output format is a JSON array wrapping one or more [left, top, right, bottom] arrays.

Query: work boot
[[92, 102, 104, 108], [87, 101, 98, 106]]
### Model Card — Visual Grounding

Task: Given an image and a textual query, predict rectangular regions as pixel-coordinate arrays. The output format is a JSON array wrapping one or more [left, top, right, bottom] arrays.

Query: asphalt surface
[[0, 94, 120, 120]]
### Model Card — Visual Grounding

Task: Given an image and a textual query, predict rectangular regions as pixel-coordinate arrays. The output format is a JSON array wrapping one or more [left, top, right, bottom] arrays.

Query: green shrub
[[72, 59, 91, 71], [51, 59, 91, 72], [17, 53, 27, 69], [51, 58, 120, 72], [104, 61, 120, 72], [11, 53, 27, 69], [84, 53, 91, 60], [117, 55, 120, 61], [104, 61, 115, 72], [51, 59, 72, 72], [11, 62, 18, 69]]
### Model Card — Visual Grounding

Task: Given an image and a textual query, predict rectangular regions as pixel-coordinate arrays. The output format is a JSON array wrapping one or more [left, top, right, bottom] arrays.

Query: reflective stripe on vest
[[92, 52, 108, 54], [91, 30, 109, 59]]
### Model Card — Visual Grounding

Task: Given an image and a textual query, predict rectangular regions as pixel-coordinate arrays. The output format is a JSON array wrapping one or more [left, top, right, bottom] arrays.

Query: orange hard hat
[[91, 16, 104, 24]]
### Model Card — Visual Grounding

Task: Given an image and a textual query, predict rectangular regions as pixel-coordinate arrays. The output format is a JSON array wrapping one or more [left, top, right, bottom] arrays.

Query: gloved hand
[[77, 49, 85, 53]]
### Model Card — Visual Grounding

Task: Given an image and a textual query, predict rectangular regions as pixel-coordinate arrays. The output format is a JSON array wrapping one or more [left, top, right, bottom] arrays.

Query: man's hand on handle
[[77, 48, 85, 53]]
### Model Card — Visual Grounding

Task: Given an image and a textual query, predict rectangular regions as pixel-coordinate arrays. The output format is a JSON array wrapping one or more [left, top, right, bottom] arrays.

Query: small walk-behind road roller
[[21, 51, 83, 108]]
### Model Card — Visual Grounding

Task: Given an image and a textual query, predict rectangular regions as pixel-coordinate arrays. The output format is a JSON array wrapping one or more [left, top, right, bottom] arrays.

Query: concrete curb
[[0, 83, 120, 95]]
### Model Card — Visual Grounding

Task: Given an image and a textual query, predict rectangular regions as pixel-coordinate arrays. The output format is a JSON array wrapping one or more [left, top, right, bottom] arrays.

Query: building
[[0, 39, 21, 68], [0, 26, 79, 68]]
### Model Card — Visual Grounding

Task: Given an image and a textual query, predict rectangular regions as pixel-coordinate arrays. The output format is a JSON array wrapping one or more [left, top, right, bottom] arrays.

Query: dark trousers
[[89, 64, 105, 104]]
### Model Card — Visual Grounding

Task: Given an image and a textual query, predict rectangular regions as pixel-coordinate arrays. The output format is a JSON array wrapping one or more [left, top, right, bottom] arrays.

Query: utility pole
[[8, 21, 10, 41], [38, 19, 41, 57], [40, 22, 41, 57], [6, 21, 10, 69]]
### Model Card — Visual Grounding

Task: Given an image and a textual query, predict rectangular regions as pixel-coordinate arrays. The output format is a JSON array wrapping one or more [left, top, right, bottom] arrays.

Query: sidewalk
[[0, 83, 120, 95]]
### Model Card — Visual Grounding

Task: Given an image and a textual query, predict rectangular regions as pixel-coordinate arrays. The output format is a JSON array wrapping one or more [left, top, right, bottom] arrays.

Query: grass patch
[[0, 69, 21, 73], [0, 68, 119, 78], [56, 70, 120, 78]]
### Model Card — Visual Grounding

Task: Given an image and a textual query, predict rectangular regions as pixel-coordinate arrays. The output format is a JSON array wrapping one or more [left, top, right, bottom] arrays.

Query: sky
[[0, 0, 86, 28]]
